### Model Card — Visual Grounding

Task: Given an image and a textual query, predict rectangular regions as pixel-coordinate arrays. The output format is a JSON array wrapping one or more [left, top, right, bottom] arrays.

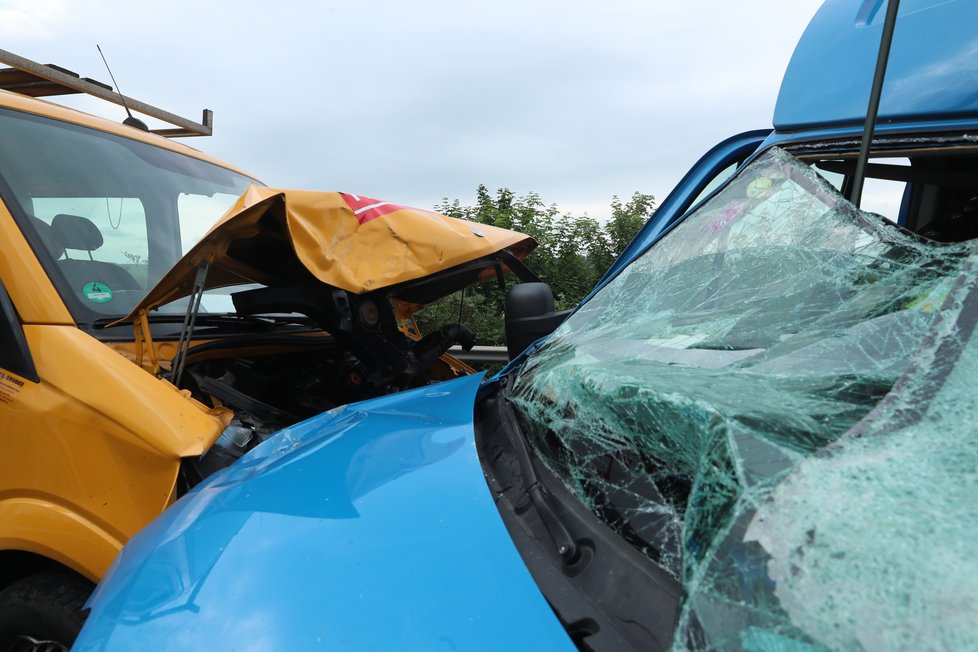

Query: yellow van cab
[[0, 87, 534, 642]]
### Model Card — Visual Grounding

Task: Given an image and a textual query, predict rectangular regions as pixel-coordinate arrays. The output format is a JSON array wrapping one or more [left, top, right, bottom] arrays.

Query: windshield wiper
[[498, 385, 579, 562], [92, 312, 315, 330]]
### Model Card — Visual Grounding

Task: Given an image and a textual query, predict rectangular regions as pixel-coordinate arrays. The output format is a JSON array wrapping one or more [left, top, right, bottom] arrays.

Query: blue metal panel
[[598, 130, 770, 285], [761, 116, 978, 151], [74, 374, 574, 651], [775, 0, 978, 130]]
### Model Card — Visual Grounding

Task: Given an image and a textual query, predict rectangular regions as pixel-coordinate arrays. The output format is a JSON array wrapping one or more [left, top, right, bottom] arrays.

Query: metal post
[[850, 0, 901, 208]]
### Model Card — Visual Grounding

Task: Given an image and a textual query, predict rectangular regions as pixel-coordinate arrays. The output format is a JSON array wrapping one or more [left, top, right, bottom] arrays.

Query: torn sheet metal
[[123, 186, 536, 319]]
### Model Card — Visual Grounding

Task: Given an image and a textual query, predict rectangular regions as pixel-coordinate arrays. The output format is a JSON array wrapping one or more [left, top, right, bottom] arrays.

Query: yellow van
[[0, 63, 533, 647]]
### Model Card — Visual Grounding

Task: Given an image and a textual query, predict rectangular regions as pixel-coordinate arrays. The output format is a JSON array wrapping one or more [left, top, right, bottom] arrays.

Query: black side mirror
[[0, 280, 39, 383], [504, 282, 571, 359]]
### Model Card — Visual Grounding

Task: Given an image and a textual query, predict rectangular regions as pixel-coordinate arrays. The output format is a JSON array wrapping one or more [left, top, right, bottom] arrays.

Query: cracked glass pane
[[509, 147, 978, 649]]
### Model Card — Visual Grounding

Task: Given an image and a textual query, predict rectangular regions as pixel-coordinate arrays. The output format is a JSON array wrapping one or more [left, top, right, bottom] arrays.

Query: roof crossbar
[[0, 48, 212, 138]]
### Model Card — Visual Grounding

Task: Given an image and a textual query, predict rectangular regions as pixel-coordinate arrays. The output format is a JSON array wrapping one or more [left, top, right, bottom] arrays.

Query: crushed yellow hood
[[126, 186, 536, 318]]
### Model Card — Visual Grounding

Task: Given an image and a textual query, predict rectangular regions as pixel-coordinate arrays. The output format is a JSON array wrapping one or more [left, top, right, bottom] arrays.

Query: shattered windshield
[[510, 148, 978, 649]]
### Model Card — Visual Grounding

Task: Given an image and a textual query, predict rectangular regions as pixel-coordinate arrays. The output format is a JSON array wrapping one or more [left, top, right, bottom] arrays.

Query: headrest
[[51, 213, 103, 252], [30, 216, 65, 260]]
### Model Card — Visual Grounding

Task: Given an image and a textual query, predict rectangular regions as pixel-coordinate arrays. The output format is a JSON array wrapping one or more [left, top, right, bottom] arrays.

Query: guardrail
[[447, 345, 509, 366]]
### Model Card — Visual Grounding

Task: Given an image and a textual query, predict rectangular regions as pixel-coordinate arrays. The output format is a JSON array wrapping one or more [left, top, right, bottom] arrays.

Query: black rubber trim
[[0, 280, 39, 383], [475, 383, 681, 651]]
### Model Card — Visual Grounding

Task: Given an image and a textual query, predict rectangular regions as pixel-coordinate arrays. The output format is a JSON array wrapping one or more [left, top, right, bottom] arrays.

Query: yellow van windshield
[[0, 107, 256, 322]]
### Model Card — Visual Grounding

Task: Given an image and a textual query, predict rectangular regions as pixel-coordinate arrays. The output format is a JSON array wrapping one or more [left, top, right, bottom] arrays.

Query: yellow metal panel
[[21, 325, 229, 457], [0, 498, 123, 582], [0, 201, 72, 325], [122, 187, 536, 318], [0, 325, 229, 579]]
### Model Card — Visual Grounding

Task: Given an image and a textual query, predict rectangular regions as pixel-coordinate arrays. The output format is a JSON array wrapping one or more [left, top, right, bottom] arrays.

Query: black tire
[[0, 571, 92, 652]]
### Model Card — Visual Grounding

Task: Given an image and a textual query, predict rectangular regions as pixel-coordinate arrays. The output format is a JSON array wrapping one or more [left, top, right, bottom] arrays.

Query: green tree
[[608, 192, 655, 254], [416, 186, 654, 351]]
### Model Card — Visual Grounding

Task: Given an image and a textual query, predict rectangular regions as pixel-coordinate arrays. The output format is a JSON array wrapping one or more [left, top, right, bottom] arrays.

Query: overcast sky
[[1, 0, 823, 217]]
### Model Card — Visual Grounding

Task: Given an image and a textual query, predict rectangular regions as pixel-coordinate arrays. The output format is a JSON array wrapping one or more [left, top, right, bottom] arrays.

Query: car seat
[[49, 213, 142, 293], [29, 216, 65, 260]]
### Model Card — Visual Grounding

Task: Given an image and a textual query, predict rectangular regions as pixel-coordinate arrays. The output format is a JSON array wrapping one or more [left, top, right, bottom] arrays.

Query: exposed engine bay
[[174, 281, 478, 492], [102, 187, 540, 494]]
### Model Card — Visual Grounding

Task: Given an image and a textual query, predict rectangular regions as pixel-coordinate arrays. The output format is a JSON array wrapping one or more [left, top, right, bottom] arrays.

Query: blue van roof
[[774, 0, 978, 131]]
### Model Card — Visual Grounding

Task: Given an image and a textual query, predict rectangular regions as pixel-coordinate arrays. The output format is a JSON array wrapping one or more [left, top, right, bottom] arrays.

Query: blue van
[[73, 1, 978, 649]]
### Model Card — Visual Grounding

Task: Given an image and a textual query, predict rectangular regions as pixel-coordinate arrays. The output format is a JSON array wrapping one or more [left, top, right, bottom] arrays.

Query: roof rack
[[0, 48, 212, 138]]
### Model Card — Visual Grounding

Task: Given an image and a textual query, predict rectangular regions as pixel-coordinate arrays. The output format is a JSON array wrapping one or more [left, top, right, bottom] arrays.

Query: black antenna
[[96, 44, 149, 131], [850, 0, 901, 208]]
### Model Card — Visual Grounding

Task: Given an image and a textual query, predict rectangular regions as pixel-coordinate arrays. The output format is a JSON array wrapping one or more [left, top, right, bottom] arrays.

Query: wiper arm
[[499, 390, 579, 562], [92, 313, 314, 329]]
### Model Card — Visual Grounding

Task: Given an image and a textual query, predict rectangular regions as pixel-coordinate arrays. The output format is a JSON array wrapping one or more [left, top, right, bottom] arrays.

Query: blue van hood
[[775, 0, 978, 130], [73, 374, 573, 651]]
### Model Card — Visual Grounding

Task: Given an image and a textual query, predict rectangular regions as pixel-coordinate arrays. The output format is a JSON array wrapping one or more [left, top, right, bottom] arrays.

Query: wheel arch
[[0, 550, 93, 592], [0, 497, 124, 586]]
